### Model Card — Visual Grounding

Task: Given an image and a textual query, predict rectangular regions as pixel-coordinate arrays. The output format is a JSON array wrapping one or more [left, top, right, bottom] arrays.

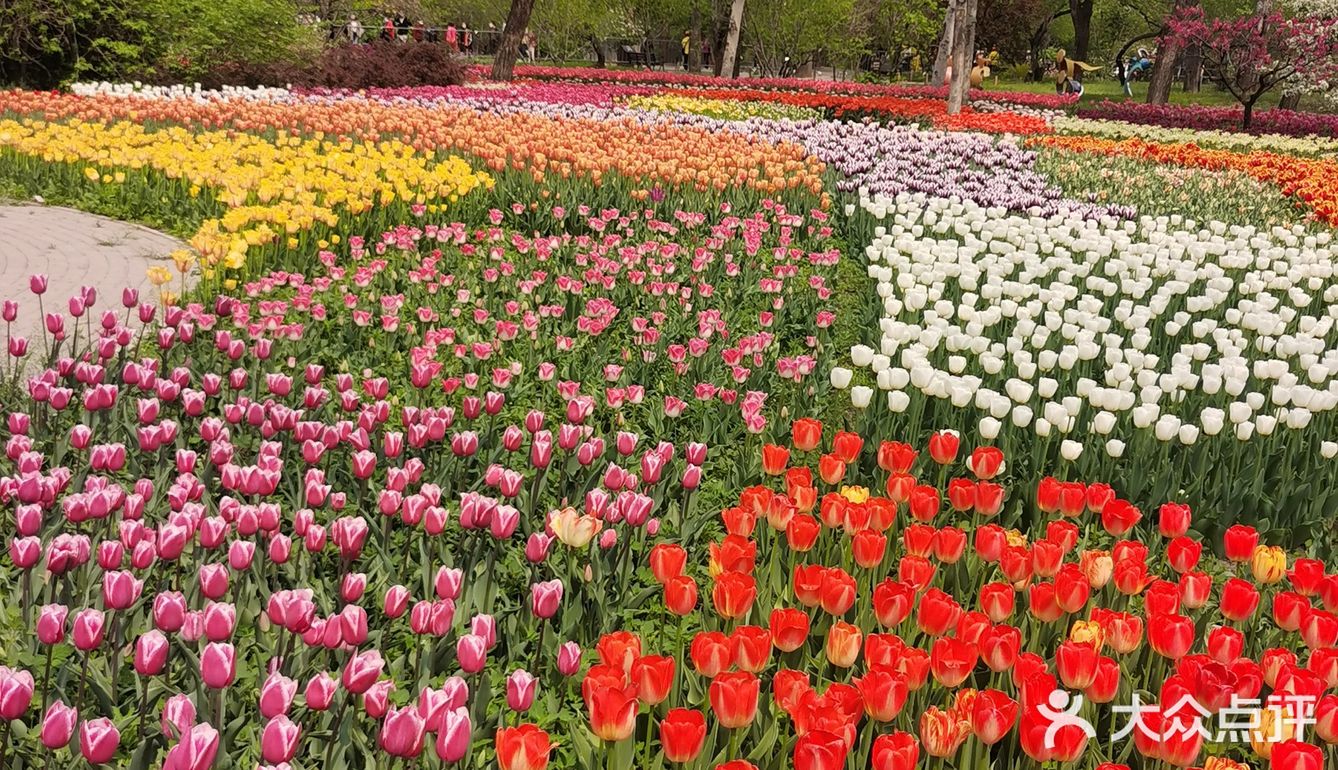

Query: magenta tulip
[[435, 707, 471, 763], [529, 580, 563, 619], [162, 722, 219, 770], [379, 705, 427, 758], [506, 669, 537, 712], [79, 717, 120, 764], [341, 649, 384, 694], [161, 694, 196, 739], [200, 642, 236, 689], [260, 715, 301, 764], [304, 672, 338, 711], [36, 604, 68, 645], [133, 630, 169, 676], [40, 700, 77, 749], [0, 666, 34, 720], [71, 608, 105, 651], [258, 672, 298, 719]]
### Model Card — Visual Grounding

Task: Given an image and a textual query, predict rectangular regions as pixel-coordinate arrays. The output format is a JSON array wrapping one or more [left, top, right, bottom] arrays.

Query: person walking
[[445, 23, 458, 50], [346, 14, 364, 43], [681, 31, 691, 69]]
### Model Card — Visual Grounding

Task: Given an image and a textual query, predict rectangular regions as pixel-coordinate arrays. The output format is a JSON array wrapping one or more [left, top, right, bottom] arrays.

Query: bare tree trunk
[[933, 4, 955, 85], [1029, 8, 1069, 82], [946, 0, 977, 114], [689, 5, 702, 71], [1147, 0, 1197, 103], [1068, 0, 1093, 65], [1182, 45, 1202, 91], [718, 0, 747, 79], [1280, 91, 1301, 109], [490, 0, 538, 80]]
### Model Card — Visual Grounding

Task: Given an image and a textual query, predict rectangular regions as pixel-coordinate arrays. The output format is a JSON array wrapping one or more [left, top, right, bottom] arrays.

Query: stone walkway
[[0, 204, 186, 347]]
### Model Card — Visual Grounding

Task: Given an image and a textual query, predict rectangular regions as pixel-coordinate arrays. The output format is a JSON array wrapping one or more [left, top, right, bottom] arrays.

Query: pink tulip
[[304, 672, 338, 711], [200, 642, 236, 689], [434, 567, 463, 601], [227, 541, 255, 570], [384, 585, 411, 618], [72, 608, 105, 651], [529, 580, 563, 619], [161, 694, 196, 739], [259, 672, 298, 719], [260, 715, 301, 764], [29, 274, 47, 295], [434, 707, 471, 763], [416, 688, 449, 732], [524, 533, 553, 564], [133, 630, 169, 676], [152, 592, 186, 632], [79, 717, 120, 763], [379, 705, 427, 758], [268, 534, 292, 564], [9, 536, 41, 569], [363, 680, 394, 718], [340, 605, 369, 645], [341, 649, 384, 694], [557, 642, 582, 677], [506, 670, 537, 713], [685, 442, 707, 465], [470, 615, 496, 647], [102, 570, 144, 610], [456, 635, 487, 674], [40, 700, 77, 749], [341, 573, 367, 603], [198, 564, 229, 600], [0, 666, 34, 720], [202, 602, 236, 641], [162, 722, 219, 770], [682, 465, 702, 489]]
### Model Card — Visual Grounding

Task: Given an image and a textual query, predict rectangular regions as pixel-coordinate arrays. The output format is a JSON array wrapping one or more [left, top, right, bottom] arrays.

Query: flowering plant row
[[1076, 100, 1338, 139], [1031, 135, 1338, 226], [839, 191, 1336, 544], [569, 419, 1338, 770]]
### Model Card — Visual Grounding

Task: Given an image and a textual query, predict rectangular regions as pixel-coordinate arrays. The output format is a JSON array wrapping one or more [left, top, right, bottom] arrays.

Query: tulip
[[435, 707, 471, 763], [794, 730, 848, 770], [380, 705, 427, 758], [259, 672, 298, 719], [660, 708, 707, 763], [342, 649, 384, 694], [304, 672, 338, 711], [36, 603, 68, 644], [557, 642, 582, 677], [872, 732, 919, 770], [495, 723, 552, 770], [79, 717, 120, 763], [709, 671, 759, 729], [856, 666, 908, 721], [507, 669, 537, 712], [530, 580, 563, 619], [72, 608, 105, 651], [133, 630, 170, 676], [41, 700, 78, 749], [199, 642, 235, 689], [261, 715, 301, 763], [1271, 740, 1324, 770], [584, 682, 637, 742], [919, 706, 970, 758], [161, 694, 196, 739]]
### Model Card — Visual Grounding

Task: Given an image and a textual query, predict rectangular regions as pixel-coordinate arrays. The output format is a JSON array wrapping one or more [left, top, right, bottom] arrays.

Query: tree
[[1068, 0, 1093, 62], [1164, 6, 1338, 126], [946, 0, 978, 113], [743, 0, 858, 75], [491, 0, 538, 79], [718, 0, 746, 77], [1146, 0, 1199, 101]]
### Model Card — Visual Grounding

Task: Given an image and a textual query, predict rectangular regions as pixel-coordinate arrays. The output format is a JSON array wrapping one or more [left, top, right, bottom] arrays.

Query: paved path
[[0, 204, 186, 349]]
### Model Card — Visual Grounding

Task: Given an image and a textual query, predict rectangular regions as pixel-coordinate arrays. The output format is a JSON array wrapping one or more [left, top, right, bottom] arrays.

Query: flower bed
[[840, 190, 1337, 541], [1076, 100, 1338, 139]]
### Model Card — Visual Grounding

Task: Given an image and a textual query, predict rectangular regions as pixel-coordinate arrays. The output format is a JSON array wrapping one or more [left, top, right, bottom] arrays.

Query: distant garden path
[[0, 204, 186, 343]]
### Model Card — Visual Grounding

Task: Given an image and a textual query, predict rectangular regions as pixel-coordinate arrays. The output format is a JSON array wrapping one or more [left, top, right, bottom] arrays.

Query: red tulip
[[979, 583, 1015, 622], [1085, 656, 1121, 703], [659, 709, 706, 763], [980, 624, 1021, 672], [967, 446, 1003, 479], [630, 655, 675, 705], [690, 632, 733, 677], [929, 636, 976, 687], [761, 444, 789, 475], [1158, 502, 1192, 537], [1207, 626, 1244, 664], [855, 666, 907, 721], [495, 724, 552, 770], [585, 683, 637, 742], [927, 430, 959, 464], [664, 575, 698, 615], [1100, 499, 1142, 536], [831, 431, 862, 463], [1220, 577, 1261, 622], [917, 588, 962, 636], [791, 418, 822, 452], [970, 689, 1018, 744], [1272, 740, 1324, 770], [793, 729, 848, 770], [873, 579, 914, 627], [768, 608, 809, 653], [709, 672, 759, 729], [817, 454, 845, 485], [1223, 524, 1259, 562], [1148, 614, 1195, 659], [877, 441, 916, 473], [1056, 640, 1099, 689], [871, 732, 918, 770], [712, 571, 756, 619], [1166, 536, 1202, 573]]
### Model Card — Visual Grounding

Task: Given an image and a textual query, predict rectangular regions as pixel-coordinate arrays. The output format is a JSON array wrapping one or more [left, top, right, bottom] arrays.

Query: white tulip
[[850, 386, 873, 409], [1322, 441, 1337, 459], [1060, 440, 1083, 461], [887, 391, 910, 413], [1105, 439, 1126, 458], [979, 417, 1001, 440], [830, 367, 853, 389]]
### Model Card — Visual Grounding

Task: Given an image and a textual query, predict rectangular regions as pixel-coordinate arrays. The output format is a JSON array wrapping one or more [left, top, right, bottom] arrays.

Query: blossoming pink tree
[[1163, 7, 1338, 128]]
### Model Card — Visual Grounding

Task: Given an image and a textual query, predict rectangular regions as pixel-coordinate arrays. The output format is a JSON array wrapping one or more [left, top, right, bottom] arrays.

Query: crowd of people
[[308, 12, 538, 60]]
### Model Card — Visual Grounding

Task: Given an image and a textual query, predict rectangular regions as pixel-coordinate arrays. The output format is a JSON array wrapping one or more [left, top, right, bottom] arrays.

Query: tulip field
[[0, 69, 1336, 770]]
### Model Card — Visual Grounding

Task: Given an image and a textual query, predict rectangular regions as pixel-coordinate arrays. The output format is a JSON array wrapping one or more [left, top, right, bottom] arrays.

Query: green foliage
[[0, 0, 314, 87], [742, 0, 860, 73]]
